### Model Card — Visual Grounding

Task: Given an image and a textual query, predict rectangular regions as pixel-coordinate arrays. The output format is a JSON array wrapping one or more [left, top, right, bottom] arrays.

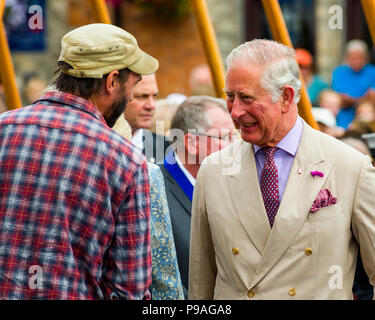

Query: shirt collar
[[174, 153, 196, 186], [36, 91, 106, 124], [132, 129, 144, 150], [254, 115, 303, 156]]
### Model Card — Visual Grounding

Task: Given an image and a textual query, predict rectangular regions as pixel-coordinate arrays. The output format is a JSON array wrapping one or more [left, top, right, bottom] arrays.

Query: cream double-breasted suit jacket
[[189, 121, 375, 300]]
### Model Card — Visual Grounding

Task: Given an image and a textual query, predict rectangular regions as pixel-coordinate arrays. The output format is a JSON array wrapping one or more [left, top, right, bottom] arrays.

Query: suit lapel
[[249, 122, 335, 288], [162, 166, 192, 214], [226, 140, 271, 255]]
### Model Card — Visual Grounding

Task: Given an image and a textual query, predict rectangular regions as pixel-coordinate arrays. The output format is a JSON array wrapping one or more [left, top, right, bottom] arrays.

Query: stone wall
[[315, 0, 345, 83], [120, 0, 245, 97], [120, 2, 207, 98], [206, 0, 245, 67]]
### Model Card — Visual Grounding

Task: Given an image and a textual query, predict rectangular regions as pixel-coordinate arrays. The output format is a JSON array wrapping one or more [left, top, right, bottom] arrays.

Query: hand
[[340, 93, 358, 108], [362, 88, 375, 104]]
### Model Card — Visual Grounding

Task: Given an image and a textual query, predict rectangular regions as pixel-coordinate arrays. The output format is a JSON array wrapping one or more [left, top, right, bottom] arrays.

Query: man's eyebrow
[[224, 90, 254, 97], [134, 92, 158, 97]]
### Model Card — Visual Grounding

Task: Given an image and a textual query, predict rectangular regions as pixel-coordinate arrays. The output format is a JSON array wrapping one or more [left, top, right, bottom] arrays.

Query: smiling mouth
[[242, 122, 257, 128]]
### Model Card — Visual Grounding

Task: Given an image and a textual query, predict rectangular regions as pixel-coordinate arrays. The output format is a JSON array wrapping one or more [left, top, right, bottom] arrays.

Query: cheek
[[207, 140, 220, 154], [133, 103, 144, 117], [124, 105, 138, 120], [226, 101, 233, 114]]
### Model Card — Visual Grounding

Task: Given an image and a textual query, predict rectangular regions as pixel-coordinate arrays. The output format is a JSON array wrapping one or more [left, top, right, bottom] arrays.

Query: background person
[[295, 48, 328, 107], [311, 107, 340, 137], [188, 63, 215, 97], [0, 81, 7, 113], [113, 117, 184, 300], [149, 98, 179, 137], [349, 99, 375, 134], [332, 39, 375, 129], [23, 75, 47, 105], [115, 73, 169, 164], [159, 95, 235, 298]]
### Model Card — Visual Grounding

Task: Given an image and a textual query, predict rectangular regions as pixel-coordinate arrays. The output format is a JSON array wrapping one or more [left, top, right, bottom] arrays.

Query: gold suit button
[[288, 288, 296, 296], [247, 290, 255, 298], [232, 247, 239, 255], [305, 248, 313, 256]]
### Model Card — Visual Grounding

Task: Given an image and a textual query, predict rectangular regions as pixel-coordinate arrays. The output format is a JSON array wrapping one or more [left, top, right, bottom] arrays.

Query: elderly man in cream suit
[[189, 39, 375, 300]]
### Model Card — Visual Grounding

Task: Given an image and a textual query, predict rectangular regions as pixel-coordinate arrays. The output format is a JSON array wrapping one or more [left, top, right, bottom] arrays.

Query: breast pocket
[[307, 201, 342, 223]]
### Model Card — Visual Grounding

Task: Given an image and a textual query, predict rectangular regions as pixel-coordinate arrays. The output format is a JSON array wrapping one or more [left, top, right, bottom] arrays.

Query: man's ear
[[281, 86, 295, 113], [104, 70, 120, 95], [185, 133, 199, 156]]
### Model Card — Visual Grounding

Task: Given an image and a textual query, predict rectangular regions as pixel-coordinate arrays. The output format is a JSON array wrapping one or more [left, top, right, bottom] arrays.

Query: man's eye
[[226, 93, 234, 100], [134, 95, 148, 100], [241, 95, 253, 102]]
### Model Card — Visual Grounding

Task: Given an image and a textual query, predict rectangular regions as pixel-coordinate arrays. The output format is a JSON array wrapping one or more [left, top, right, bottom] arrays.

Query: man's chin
[[138, 122, 152, 131], [240, 133, 263, 146]]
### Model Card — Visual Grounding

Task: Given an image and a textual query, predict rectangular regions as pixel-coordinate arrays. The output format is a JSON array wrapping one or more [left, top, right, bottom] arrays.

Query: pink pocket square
[[309, 188, 337, 213]]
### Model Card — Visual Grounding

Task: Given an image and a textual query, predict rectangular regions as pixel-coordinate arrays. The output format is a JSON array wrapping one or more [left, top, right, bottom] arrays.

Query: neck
[[175, 149, 200, 179], [132, 127, 142, 135], [88, 94, 107, 116], [263, 110, 298, 147], [277, 111, 298, 143]]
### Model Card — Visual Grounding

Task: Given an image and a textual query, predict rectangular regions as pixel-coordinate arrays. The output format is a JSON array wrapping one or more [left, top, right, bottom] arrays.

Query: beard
[[104, 93, 129, 128]]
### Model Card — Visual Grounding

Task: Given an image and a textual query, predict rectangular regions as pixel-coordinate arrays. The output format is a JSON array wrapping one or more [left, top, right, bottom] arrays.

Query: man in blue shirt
[[332, 39, 375, 129]]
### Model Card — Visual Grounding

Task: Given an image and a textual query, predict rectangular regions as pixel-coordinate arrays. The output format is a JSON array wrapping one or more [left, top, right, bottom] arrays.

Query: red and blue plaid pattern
[[309, 188, 337, 213], [0, 91, 151, 299]]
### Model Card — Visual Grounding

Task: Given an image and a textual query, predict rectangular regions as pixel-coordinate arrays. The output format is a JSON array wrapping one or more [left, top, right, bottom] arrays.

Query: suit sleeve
[[352, 155, 375, 299], [188, 167, 217, 300]]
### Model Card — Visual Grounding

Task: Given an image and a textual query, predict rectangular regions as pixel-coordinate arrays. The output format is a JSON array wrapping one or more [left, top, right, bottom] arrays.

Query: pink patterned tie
[[260, 147, 280, 227]]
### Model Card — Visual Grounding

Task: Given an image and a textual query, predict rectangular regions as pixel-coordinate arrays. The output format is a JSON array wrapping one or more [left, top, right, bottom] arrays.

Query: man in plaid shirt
[[0, 23, 159, 299]]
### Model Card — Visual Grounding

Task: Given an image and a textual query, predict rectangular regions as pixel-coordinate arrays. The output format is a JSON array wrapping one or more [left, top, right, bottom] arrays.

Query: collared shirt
[[175, 153, 196, 187], [254, 116, 303, 201], [132, 128, 144, 150], [0, 91, 151, 300], [332, 64, 375, 129]]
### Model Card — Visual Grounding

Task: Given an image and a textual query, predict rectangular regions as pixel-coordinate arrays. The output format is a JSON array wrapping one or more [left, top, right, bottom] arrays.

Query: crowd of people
[[296, 40, 375, 161], [0, 23, 374, 300]]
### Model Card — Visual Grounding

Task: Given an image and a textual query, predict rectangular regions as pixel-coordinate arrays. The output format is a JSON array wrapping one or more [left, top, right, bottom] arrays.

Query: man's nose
[[144, 96, 156, 110], [230, 97, 245, 121]]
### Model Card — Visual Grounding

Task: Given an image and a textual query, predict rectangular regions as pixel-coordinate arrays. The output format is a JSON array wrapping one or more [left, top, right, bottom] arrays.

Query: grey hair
[[344, 39, 369, 57], [170, 95, 227, 147], [226, 39, 301, 104]]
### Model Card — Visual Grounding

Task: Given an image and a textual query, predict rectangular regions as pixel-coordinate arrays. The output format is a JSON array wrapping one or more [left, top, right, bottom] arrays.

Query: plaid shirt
[[0, 91, 151, 299]]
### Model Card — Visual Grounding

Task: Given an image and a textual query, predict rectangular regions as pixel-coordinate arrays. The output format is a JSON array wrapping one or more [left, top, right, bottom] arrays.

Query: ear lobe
[[185, 133, 199, 156], [281, 86, 295, 112]]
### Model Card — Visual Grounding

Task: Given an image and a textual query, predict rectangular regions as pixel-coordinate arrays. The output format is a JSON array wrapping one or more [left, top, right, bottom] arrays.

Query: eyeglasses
[[191, 132, 239, 141]]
